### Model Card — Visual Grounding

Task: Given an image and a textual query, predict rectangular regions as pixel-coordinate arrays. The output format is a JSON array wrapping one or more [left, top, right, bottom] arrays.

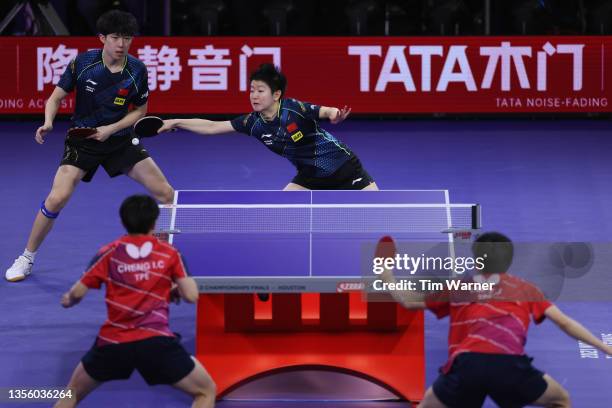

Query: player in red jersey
[[54, 195, 215, 408], [379, 232, 612, 408]]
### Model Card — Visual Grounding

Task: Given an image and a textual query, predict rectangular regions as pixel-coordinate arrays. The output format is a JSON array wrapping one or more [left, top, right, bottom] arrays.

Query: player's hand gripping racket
[[131, 116, 175, 145]]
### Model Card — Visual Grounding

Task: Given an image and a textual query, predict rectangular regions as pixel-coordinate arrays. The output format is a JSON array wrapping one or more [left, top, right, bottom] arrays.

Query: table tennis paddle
[[67, 127, 97, 139], [133, 116, 165, 138], [131, 116, 177, 145], [375, 235, 396, 260]]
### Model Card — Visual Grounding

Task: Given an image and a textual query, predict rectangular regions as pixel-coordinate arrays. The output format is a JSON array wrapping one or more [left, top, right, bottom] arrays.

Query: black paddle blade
[[134, 116, 164, 138]]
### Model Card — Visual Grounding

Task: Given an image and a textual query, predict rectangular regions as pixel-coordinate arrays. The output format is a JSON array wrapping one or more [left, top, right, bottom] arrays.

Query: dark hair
[[120, 195, 159, 234], [249, 63, 287, 97], [96, 10, 139, 36], [472, 232, 514, 273]]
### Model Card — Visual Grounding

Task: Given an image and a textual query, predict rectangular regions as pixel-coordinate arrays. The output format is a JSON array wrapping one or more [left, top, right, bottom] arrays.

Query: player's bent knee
[[535, 375, 572, 408], [41, 200, 60, 219], [418, 387, 448, 408], [174, 359, 217, 399], [149, 185, 173, 204], [197, 367, 216, 396], [158, 185, 174, 204], [42, 195, 68, 216], [201, 379, 216, 397], [557, 388, 571, 407]]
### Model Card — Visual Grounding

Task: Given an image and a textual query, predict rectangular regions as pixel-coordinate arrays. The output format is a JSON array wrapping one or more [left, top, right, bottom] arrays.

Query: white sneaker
[[5, 255, 33, 282]]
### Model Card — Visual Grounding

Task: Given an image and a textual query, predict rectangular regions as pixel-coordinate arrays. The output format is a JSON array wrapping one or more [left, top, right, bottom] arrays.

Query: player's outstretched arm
[[319, 105, 351, 124], [545, 305, 612, 356], [60, 281, 89, 308], [159, 119, 234, 135], [175, 277, 199, 303], [36, 86, 69, 144]]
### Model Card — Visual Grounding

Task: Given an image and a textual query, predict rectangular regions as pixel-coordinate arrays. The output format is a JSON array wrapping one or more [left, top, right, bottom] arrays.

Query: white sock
[[23, 249, 36, 262]]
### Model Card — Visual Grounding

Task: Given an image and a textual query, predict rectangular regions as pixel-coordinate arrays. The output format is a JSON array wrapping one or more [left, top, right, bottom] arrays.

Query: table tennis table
[[158, 190, 481, 404]]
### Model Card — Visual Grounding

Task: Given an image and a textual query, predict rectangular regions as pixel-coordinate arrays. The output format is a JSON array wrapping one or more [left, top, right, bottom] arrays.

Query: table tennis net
[[157, 204, 480, 234]]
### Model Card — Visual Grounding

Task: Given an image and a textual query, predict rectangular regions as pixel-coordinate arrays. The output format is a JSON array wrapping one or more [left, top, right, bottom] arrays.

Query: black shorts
[[432, 353, 548, 408], [81, 336, 195, 385], [60, 135, 149, 183], [291, 155, 374, 190]]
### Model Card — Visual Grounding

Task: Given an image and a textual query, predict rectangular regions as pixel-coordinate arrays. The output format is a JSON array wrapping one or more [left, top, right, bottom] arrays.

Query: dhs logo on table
[[336, 282, 365, 293]]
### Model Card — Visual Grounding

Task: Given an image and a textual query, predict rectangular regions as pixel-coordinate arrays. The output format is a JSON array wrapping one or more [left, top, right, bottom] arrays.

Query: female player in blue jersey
[[5, 10, 174, 282], [159, 63, 378, 191]]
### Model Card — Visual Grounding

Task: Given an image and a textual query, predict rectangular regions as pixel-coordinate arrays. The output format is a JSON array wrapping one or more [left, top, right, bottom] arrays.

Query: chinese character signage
[[0, 36, 610, 114]]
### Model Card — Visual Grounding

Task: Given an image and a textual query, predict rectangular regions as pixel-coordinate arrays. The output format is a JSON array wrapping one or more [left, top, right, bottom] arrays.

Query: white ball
[[132, 137, 140, 145]]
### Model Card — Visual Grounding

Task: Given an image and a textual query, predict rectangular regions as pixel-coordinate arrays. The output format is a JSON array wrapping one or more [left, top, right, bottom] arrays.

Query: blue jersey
[[230, 98, 352, 178], [57, 49, 149, 138]]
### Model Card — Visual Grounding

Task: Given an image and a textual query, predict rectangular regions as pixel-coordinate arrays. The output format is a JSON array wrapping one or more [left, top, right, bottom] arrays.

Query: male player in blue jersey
[[159, 63, 378, 191], [5, 10, 174, 282]]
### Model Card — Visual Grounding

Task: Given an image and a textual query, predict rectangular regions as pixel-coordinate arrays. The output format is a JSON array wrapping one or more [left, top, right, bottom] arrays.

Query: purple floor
[[1, 119, 611, 407]]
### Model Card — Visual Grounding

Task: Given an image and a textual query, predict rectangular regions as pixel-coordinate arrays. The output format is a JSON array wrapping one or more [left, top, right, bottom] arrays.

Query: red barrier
[[1, 36, 610, 114], [196, 292, 425, 403]]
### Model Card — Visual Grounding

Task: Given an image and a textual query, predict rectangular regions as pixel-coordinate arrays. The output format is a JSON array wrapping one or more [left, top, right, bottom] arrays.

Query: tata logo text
[[348, 42, 585, 92]]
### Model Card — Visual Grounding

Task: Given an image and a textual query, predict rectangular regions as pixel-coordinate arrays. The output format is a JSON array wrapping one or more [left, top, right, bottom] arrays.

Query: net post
[[471, 204, 481, 230]]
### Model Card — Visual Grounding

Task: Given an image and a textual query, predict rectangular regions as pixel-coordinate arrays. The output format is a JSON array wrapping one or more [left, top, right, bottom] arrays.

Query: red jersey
[[426, 273, 553, 373], [80, 235, 189, 346]]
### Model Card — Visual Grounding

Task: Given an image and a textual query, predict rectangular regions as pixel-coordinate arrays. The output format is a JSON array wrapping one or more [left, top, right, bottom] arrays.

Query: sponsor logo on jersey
[[262, 133, 273, 145], [291, 131, 303, 142], [125, 242, 153, 259]]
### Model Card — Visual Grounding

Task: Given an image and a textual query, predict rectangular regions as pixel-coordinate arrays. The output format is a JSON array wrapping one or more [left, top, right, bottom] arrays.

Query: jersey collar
[[101, 49, 127, 74], [259, 99, 282, 123]]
